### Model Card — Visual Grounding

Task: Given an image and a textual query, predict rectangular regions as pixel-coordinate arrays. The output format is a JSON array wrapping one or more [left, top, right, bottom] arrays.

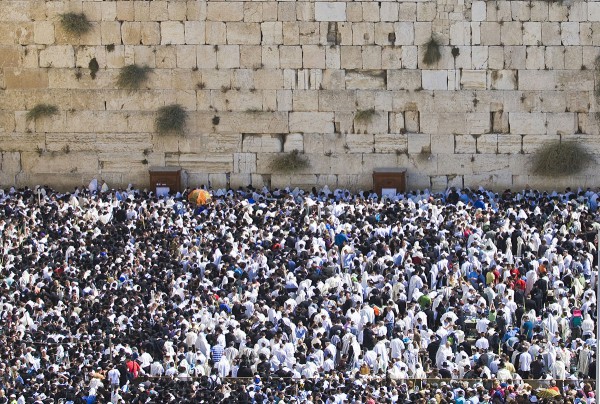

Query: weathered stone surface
[[345, 70, 386, 89], [289, 112, 334, 133], [509, 113, 547, 135], [284, 133, 304, 152], [315, 2, 346, 22], [242, 134, 283, 153]]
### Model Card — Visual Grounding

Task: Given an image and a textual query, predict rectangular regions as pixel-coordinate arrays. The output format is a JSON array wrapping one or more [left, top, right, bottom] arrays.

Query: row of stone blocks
[[3, 43, 599, 72], [2, 150, 600, 192], [2, 1, 599, 25], [2, 131, 600, 167], [1, 107, 596, 137], [6, 19, 600, 47]]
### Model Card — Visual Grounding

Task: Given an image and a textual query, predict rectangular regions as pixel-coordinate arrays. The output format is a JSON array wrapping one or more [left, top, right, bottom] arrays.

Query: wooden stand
[[372, 168, 406, 196], [149, 167, 181, 195]]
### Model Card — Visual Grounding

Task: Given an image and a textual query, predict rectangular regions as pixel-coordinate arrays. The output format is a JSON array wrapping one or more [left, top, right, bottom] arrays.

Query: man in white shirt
[[518, 348, 532, 379]]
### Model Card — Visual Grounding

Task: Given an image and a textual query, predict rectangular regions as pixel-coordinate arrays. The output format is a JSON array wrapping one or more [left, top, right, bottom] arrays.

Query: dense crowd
[[0, 183, 599, 404]]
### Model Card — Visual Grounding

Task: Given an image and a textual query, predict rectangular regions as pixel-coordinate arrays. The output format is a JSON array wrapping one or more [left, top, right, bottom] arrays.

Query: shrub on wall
[[116, 64, 151, 91], [26, 104, 59, 123], [532, 141, 593, 176], [270, 150, 310, 172], [354, 109, 377, 124], [155, 104, 187, 135], [422, 37, 441, 66], [59, 13, 92, 36]]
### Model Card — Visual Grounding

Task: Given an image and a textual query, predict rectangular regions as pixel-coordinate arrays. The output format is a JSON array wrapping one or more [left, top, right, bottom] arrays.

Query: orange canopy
[[188, 189, 211, 205]]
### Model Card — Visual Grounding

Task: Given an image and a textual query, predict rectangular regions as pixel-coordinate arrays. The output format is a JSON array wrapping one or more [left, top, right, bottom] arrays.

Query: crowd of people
[[0, 182, 599, 404]]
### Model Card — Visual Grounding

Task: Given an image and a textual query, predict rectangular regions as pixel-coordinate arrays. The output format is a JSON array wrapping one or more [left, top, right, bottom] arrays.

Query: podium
[[149, 167, 181, 195], [373, 168, 406, 196]]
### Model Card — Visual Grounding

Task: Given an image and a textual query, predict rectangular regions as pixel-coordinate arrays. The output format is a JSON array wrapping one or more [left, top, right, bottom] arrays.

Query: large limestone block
[[39, 45, 75, 68], [464, 173, 512, 190], [430, 134, 455, 154], [227, 22, 261, 45], [489, 70, 517, 90], [161, 21, 185, 45], [476, 134, 498, 154], [207, 2, 243, 21], [518, 70, 556, 90], [345, 70, 386, 89], [284, 133, 304, 152], [217, 45, 240, 69], [34, 22, 55, 45], [292, 90, 318, 111], [168, 2, 187, 20], [522, 134, 560, 154], [45, 133, 97, 152], [509, 113, 547, 135], [315, 2, 346, 22], [0, 47, 21, 68], [556, 71, 593, 91], [229, 173, 252, 188], [242, 134, 283, 153], [340, 46, 362, 69], [121, 22, 141, 45], [497, 134, 522, 154], [422, 70, 447, 90], [387, 70, 421, 90], [217, 112, 288, 134], [21, 151, 98, 174], [388, 113, 405, 134], [176, 153, 234, 172], [436, 154, 474, 175], [472, 1, 487, 22], [353, 110, 388, 134], [454, 135, 477, 154], [560, 22, 580, 45], [185, 21, 205, 45], [460, 70, 487, 90], [589, 3, 600, 21], [5, 68, 48, 89], [101, 21, 121, 45], [303, 133, 325, 153], [546, 113, 576, 135], [407, 133, 430, 155], [233, 152, 257, 173], [0, 152, 21, 174], [0, 132, 43, 152], [319, 90, 356, 112], [303, 45, 326, 69], [290, 112, 334, 133], [141, 22, 161, 45], [344, 134, 374, 153]]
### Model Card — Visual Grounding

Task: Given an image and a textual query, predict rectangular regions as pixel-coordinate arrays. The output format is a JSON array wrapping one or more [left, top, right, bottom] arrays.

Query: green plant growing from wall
[[270, 150, 310, 172], [155, 104, 187, 135], [422, 36, 441, 66], [354, 108, 377, 124], [532, 141, 593, 176], [59, 13, 92, 36], [116, 64, 151, 91], [26, 104, 59, 123]]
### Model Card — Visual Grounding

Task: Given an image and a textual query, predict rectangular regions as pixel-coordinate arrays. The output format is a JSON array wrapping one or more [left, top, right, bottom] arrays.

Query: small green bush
[[422, 37, 441, 66], [59, 13, 92, 36], [116, 64, 151, 91], [532, 141, 593, 176], [155, 104, 187, 135], [270, 150, 310, 172], [26, 104, 59, 123], [354, 108, 377, 123]]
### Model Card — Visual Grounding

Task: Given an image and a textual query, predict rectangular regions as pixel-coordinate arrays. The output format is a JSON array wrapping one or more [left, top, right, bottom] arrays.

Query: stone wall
[[1, 0, 600, 191]]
